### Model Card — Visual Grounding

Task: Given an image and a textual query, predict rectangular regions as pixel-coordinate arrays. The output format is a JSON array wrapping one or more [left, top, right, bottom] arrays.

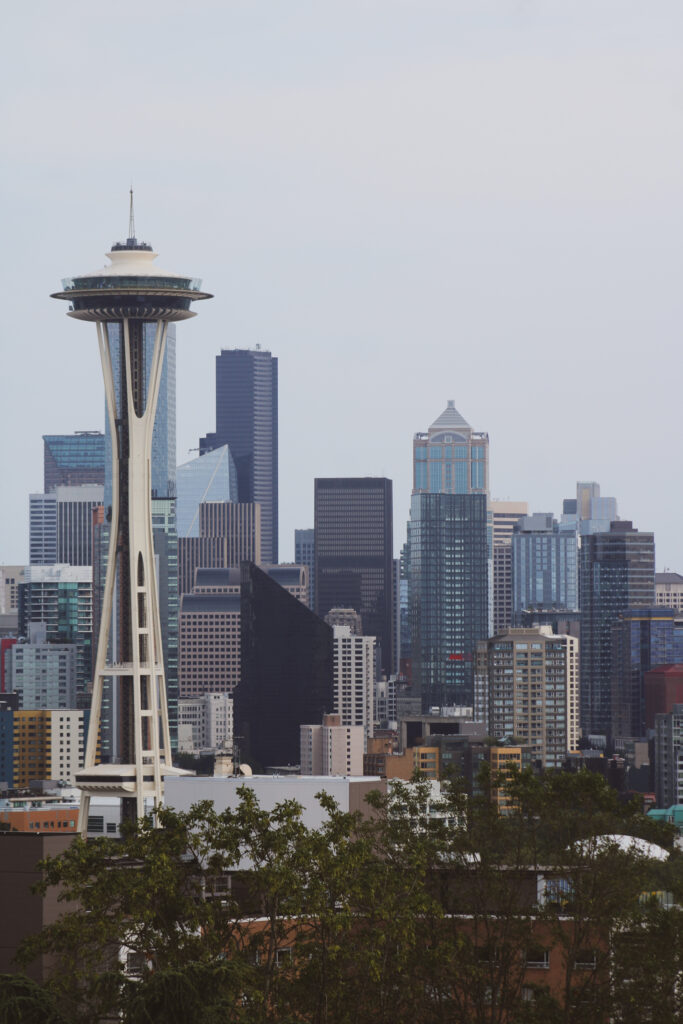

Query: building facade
[[654, 704, 683, 807], [200, 348, 278, 564], [409, 492, 488, 712], [579, 522, 655, 737], [29, 485, 104, 567], [18, 565, 93, 710], [236, 562, 333, 770], [294, 528, 315, 608], [314, 477, 393, 678], [176, 445, 238, 538], [655, 572, 683, 612], [610, 608, 676, 741], [300, 714, 364, 776], [475, 627, 579, 769], [491, 501, 528, 635], [178, 693, 233, 753], [7, 638, 77, 710], [332, 625, 375, 747], [4, 708, 86, 788], [43, 432, 104, 492], [178, 501, 261, 597], [412, 400, 489, 497], [511, 513, 579, 624]]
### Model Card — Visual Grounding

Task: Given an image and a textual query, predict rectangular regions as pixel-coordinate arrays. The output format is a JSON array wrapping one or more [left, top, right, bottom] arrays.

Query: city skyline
[[2, 3, 683, 572]]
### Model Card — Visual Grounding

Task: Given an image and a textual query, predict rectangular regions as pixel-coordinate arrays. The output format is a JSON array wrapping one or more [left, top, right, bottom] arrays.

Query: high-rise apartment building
[[43, 432, 105, 492], [579, 522, 655, 737], [200, 348, 278, 563], [655, 572, 683, 612], [561, 481, 618, 536], [18, 565, 93, 709], [490, 501, 528, 635], [7, 708, 86, 787], [178, 502, 261, 597], [176, 445, 238, 538], [295, 528, 315, 608], [29, 494, 57, 564], [314, 477, 393, 678], [511, 513, 579, 624], [409, 492, 489, 712], [475, 626, 579, 769], [610, 608, 676, 741], [236, 562, 333, 770], [6, 634, 77, 710], [332, 625, 375, 747]]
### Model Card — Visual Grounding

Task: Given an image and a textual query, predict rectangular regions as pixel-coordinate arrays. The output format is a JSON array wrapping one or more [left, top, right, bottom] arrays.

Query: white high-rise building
[[178, 693, 233, 753], [333, 625, 375, 748]]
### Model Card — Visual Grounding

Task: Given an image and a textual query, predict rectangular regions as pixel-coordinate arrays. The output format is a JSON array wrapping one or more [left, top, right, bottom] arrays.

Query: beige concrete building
[[655, 572, 683, 612], [300, 714, 364, 776], [475, 626, 579, 769], [490, 501, 528, 635], [333, 625, 375, 747]]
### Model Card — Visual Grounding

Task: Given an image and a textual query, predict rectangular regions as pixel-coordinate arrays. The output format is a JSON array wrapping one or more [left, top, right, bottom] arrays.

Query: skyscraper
[[490, 501, 528, 635], [51, 200, 210, 827], [295, 528, 315, 608], [511, 513, 579, 624], [610, 607, 676, 741], [176, 446, 238, 538], [30, 485, 104, 567], [412, 400, 489, 496], [200, 348, 278, 564], [178, 501, 261, 597], [236, 562, 333, 769], [314, 477, 394, 678], [409, 492, 489, 711], [43, 431, 105, 493], [579, 521, 655, 737]]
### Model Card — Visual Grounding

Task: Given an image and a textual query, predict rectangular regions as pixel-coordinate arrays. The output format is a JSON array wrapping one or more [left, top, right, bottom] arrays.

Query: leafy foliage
[[5, 771, 682, 1023]]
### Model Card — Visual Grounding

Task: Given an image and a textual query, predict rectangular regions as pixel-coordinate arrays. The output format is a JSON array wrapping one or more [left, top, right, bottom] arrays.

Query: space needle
[[52, 194, 212, 832]]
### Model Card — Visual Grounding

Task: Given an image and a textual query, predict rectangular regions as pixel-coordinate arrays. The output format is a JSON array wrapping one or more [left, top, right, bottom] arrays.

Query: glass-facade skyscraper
[[314, 478, 394, 678], [511, 513, 579, 623], [412, 400, 489, 496], [176, 445, 238, 539], [200, 348, 278, 564], [409, 492, 489, 712], [611, 607, 675, 741], [43, 432, 105, 493], [579, 521, 655, 737]]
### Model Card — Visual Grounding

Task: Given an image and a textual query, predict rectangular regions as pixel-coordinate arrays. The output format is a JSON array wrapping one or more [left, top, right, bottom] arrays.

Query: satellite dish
[[239, 764, 253, 777]]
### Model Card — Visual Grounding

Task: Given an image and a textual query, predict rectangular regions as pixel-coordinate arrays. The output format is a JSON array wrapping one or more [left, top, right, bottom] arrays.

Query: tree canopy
[[3, 768, 682, 1024]]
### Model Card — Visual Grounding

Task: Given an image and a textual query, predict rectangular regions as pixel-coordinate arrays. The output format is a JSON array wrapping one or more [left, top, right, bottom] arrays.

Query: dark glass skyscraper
[[579, 521, 655, 737], [409, 492, 489, 712], [610, 607, 675, 741], [314, 478, 394, 678], [200, 348, 278, 564], [236, 562, 333, 769]]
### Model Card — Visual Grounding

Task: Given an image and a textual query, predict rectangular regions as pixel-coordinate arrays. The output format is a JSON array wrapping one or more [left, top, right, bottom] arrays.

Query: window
[[126, 952, 147, 977], [574, 950, 596, 970], [526, 948, 550, 969]]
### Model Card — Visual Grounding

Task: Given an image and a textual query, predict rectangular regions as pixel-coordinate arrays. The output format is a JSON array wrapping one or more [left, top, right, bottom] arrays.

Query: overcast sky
[[1, 1, 682, 567]]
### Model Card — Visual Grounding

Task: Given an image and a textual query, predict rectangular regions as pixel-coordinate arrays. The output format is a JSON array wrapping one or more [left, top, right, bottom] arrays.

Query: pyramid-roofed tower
[[429, 399, 471, 435]]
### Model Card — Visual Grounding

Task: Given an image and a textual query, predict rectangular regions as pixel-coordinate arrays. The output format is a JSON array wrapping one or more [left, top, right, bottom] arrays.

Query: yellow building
[[12, 709, 85, 788]]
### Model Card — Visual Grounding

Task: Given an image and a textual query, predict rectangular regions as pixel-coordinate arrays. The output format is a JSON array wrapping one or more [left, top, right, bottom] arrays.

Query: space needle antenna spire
[[128, 186, 136, 243]]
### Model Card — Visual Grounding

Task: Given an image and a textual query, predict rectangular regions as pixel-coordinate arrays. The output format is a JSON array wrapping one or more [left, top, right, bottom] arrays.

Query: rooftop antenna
[[128, 186, 136, 242]]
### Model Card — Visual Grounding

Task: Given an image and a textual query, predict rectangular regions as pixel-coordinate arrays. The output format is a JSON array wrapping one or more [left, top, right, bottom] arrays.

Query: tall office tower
[[475, 626, 579, 769], [654, 704, 683, 806], [409, 492, 489, 712], [178, 501, 261, 597], [51, 201, 210, 827], [562, 481, 618, 536], [490, 501, 528, 634], [43, 431, 105, 492], [18, 565, 93, 709], [295, 528, 315, 608], [610, 608, 676, 742], [29, 494, 57, 564], [200, 348, 278, 564], [176, 446, 238, 538], [510, 513, 579, 625], [332, 625, 375, 747], [579, 521, 655, 737], [645, 667, 683, 732], [30, 486, 104, 567], [655, 572, 683, 612], [300, 715, 364, 776], [399, 541, 411, 665], [314, 478, 394, 678], [412, 400, 489, 496], [236, 562, 334, 770], [178, 564, 309, 698]]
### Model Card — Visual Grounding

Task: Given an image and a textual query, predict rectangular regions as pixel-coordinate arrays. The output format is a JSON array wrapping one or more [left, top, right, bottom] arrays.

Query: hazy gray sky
[[2, 1, 682, 566]]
